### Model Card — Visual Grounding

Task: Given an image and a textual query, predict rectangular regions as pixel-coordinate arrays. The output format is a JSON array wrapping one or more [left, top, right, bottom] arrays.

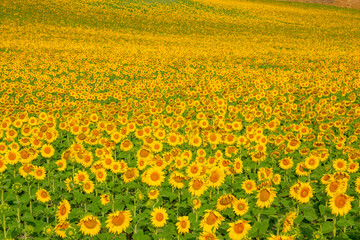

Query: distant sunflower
[[192, 198, 201, 210], [74, 170, 89, 185], [106, 210, 132, 234], [95, 169, 107, 183], [242, 180, 256, 194], [325, 180, 347, 197], [186, 163, 201, 178], [347, 161, 359, 173], [78, 215, 101, 237], [169, 171, 186, 189], [176, 216, 190, 235], [54, 221, 71, 238], [120, 139, 133, 152], [199, 231, 219, 240], [148, 189, 159, 200], [122, 168, 139, 183], [83, 181, 95, 194], [5, 149, 20, 165], [333, 159, 347, 172], [207, 167, 225, 189], [227, 220, 251, 240], [329, 193, 354, 216], [295, 162, 309, 177], [296, 182, 313, 204], [256, 187, 276, 208], [200, 210, 224, 233], [56, 159, 67, 171], [57, 199, 71, 222], [304, 155, 320, 170], [41, 144, 55, 158], [0, 157, 7, 173], [233, 198, 249, 216], [151, 207, 169, 228], [36, 188, 51, 203], [31, 166, 46, 180], [233, 158, 243, 174], [144, 167, 165, 187], [272, 174, 281, 185], [100, 194, 110, 205], [188, 178, 208, 197], [282, 211, 296, 233], [279, 157, 293, 170]]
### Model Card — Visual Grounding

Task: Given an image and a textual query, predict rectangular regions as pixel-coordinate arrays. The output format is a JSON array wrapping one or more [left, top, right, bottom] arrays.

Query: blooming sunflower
[[282, 211, 296, 233], [256, 187, 277, 208], [207, 167, 225, 189], [57, 199, 71, 222], [325, 180, 347, 197], [192, 198, 201, 210], [295, 162, 309, 177], [120, 139, 133, 152], [304, 155, 320, 170], [199, 231, 219, 240], [78, 215, 101, 237], [279, 157, 293, 170], [54, 221, 71, 238], [36, 188, 51, 203], [233, 158, 243, 174], [296, 182, 313, 204], [227, 220, 251, 240], [0, 157, 7, 173], [41, 144, 55, 158], [151, 207, 169, 228], [333, 159, 348, 172], [329, 193, 354, 216], [74, 170, 89, 185], [242, 179, 256, 194], [106, 210, 132, 234], [5, 149, 20, 165], [56, 159, 67, 171], [176, 216, 190, 235], [347, 161, 359, 173], [95, 169, 107, 183], [31, 166, 46, 180], [83, 181, 95, 194], [100, 194, 111, 205], [233, 198, 249, 216], [169, 171, 186, 189], [188, 178, 208, 197], [148, 189, 159, 200], [144, 167, 165, 187], [122, 168, 139, 183], [186, 163, 202, 178], [200, 210, 224, 233]]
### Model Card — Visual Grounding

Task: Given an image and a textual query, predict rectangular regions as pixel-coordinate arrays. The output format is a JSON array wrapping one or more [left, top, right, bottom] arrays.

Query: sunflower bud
[[12, 182, 23, 194], [0, 203, 10, 214]]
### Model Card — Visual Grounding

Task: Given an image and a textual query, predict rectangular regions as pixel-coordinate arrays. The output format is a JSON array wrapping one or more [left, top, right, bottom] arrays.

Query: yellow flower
[[74, 170, 89, 185], [40, 144, 55, 158], [148, 189, 159, 200], [106, 210, 132, 234], [95, 169, 107, 183], [169, 171, 186, 189], [83, 181, 95, 194], [176, 216, 190, 235], [227, 220, 251, 240], [333, 159, 347, 172], [279, 157, 293, 170], [188, 178, 208, 197], [122, 168, 139, 183], [143, 167, 165, 187], [329, 193, 354, 216], [233, 198, 249, 216], [151, 207, 169, 228], [304, 155, 320, 170], [78, 215, 101, 237], [242, 180, 256, 194], [36, 188, 51, 203], [100, 194, 111, 205], [200, 210, 224, 233], [296, 182, 313, 204], [54, 222, 71, 239], [207, 167, 225, 189], [282, 211, 296, 233], [256, 187, 277, 208], [216, 194, 236, 211], [31, 166, 47, 180], [57, 199, 71, 222]]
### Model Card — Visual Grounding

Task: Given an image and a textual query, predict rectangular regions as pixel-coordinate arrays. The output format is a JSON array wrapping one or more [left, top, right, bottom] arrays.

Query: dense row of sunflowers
[[1, 0, 360, 239]]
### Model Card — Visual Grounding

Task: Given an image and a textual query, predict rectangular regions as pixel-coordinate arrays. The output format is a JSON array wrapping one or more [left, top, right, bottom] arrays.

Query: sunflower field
[[1, 0, 360, 239]]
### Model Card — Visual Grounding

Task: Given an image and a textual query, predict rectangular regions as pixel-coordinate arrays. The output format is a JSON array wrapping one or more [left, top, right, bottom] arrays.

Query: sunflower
[[0, 157, 7, 173], [233, 158, 243, 174], [169, 171, 186, 189], [188, 178, 208, 197], [227, 220, 251, 240], [31, 166, 47, 180], [95, 169, 107, 183], [329, 193, 354, 216], [36, 188, 51, 203], [304, 155, 320, 170], [192, 198, 201, 210], [325, 180, 347, 197], [122, 168, 139, 183], [18, 163, 34, 177], [333, 159, 347, 172], [282, 211, 296, 233], [144, 167, 165, 187], [57, 199, 71, 222], [242, 180, 256, 194], [216, 194, 236, 211], [233, 198, 249, 216], [151, 207, 169, 228], [5, 149, 20, 165], [83, 181, 95, 194], [279, 157, 293, 170], [296, 182, 313, 204], [272, 174, 281, 185], [78, 215, 101, 237], [295, 162, 309, 177], [41, 144, 55, 158], [199, 231, 219, 240], [100, 194, 111, 205], [106, 210, 132, 234], [189, 135, 202, 147], [176, 216, 190, 235], [148, 188, 159, 199], [74, 170, 89, 185], [56, 159, 67, 171], [186, 163, 201, 178], [120, 139, 133, 152], [54, 222, 71, 238], [347, 161, 359, 173], [320, 174, 333, 185], [81, 152, 93, 168], [151, 140, 163, 153], [200, 210, 224, 233], [207, 167, 225, 189], [256, 187, 277, 208]]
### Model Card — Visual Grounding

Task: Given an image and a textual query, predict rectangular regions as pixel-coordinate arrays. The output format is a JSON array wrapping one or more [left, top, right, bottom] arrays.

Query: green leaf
[[302, 206, 318, 221], [322, 221, 333, 234], [337, 218, 353, 228], [259, 219, 269, 235], [133, 230, 151, 240], [22, 212, 35, 222]]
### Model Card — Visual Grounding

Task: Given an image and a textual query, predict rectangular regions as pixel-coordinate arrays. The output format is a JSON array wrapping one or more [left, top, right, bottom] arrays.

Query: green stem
[[333, 217, 336, 237], [112, 194, 114, 212], [28, 184, 32, 214], [16, 195, 21, 228], [3, 214, 7, 239], [46, 204, 49, 224]]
